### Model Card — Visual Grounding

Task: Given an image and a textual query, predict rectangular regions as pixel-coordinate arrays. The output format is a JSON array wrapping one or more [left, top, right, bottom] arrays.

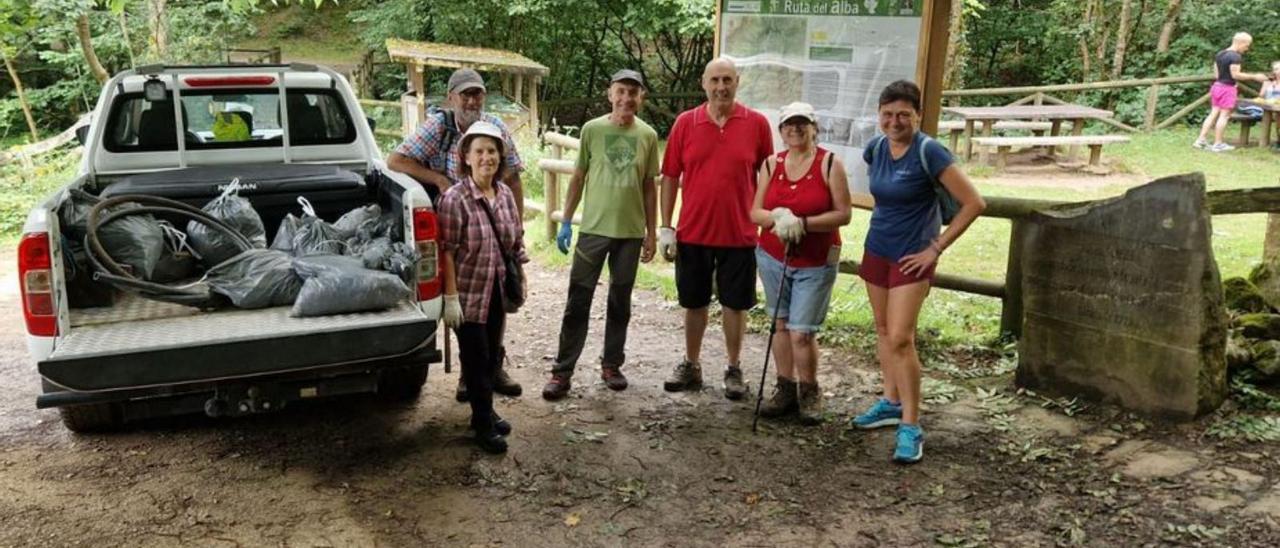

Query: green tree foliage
[[349, 0, 714, 131]]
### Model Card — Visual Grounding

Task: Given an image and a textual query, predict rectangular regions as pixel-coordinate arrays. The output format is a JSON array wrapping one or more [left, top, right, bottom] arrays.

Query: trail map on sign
[[719, 0, 923, 191]]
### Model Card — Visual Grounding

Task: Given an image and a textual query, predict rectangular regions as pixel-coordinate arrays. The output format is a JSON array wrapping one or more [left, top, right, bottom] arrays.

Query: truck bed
[[43, 297, 431, 392]]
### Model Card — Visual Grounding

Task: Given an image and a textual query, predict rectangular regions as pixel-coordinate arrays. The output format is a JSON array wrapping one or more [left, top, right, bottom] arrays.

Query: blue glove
[[556, 222, 574, 254]]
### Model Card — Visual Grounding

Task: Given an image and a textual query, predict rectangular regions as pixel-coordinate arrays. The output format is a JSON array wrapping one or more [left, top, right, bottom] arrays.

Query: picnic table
[[1239, 98, 1280, 148], [942, 104, 1115, 163]]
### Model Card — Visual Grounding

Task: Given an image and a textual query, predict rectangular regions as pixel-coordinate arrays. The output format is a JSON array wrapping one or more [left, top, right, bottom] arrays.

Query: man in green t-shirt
[[543, 69, 659, 400]]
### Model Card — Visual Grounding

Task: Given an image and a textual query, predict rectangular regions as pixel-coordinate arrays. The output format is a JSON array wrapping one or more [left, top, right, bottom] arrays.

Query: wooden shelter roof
[[386, 39, 549, 76]]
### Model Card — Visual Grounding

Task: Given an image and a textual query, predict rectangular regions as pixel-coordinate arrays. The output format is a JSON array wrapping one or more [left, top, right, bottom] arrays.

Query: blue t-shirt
[[862, 132, 954, 261]]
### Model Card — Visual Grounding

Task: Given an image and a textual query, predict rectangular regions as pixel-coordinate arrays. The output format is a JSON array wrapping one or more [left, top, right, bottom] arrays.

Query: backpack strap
[[822, 149, 835, 181], [918, 135, 940, 186]]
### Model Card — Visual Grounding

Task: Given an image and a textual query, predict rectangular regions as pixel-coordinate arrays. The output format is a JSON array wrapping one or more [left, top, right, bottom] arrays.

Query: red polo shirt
[[662, 102, 774, 247]]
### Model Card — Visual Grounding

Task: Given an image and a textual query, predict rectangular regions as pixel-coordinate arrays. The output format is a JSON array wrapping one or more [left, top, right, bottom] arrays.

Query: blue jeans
[[756, 248, 838, 333]]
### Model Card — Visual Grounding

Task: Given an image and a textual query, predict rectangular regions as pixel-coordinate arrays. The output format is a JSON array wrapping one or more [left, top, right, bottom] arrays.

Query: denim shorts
[[756, 247, 838, 333]]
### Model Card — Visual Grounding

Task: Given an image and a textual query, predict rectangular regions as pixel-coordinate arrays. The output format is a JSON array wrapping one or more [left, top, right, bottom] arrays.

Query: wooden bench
[[938, 120, 1054, 151], [971, 135, 1131, 171]]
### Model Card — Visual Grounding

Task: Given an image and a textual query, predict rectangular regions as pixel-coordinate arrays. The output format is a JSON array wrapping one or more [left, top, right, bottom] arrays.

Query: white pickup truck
[[18, 64, 443, 431]]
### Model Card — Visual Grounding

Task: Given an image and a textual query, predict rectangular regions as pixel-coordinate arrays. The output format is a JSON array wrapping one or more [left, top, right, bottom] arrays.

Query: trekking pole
[[753, 242, 793, 434]]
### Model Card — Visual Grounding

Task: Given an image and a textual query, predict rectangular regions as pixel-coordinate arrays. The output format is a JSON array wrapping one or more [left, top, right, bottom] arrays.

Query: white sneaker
[[1192, 139, 1208, 149], [1210, 143, 1235, 152]]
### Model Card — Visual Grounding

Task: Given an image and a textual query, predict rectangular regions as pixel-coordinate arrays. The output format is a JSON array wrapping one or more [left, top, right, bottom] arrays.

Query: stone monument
[[1016, 174, 1228, 419]]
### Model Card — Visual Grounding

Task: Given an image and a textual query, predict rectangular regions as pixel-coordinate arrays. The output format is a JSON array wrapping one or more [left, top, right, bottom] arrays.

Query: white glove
[[443, 294, 462, 328], [769, 207, 805, 244], [659, 226, 677, 262]]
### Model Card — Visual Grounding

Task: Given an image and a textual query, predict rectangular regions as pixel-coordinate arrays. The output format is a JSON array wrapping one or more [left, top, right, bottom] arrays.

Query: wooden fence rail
[[943, 74, 1262, 131], [0, 116, 89, 168]]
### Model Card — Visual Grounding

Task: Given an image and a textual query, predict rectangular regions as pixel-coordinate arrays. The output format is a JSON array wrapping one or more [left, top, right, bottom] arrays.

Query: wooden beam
[[944, 74, 1216, 97], [542, 132, 580, 150], [916, 0, 953, 137], [528, 76, 539, 131]]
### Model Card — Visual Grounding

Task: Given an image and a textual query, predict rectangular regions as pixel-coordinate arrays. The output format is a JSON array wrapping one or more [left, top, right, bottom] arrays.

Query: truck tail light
[[18, 232, 56, 336], [412, 207, 441, 301]]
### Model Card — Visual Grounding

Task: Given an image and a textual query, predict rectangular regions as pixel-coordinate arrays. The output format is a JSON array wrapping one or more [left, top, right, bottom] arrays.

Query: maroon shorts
[[858, 250, 935, 289]]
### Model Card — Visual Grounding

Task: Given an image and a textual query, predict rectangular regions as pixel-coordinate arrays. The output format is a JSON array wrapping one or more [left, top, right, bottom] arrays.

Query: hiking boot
[[758, 377, 798, 418], [541, 374, 572, 401], [455, 378, 468, 403], [492, 412, 512, 436], [850, 398, 902, 429], [796, 382, 824, 426], [493, 368, 523, 397], [893, 423, 925, 464], [663, 360, 703, 392], [601, 364, 628, 391], [723, 366, 748, 400], [474, 429, 508, 454]]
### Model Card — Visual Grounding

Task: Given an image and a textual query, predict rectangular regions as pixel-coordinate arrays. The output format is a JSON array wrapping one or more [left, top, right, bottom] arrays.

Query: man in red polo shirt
[[659, 57, 774, 399]]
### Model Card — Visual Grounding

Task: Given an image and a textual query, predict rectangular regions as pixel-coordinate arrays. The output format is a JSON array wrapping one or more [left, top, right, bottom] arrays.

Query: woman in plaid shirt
[[439, 122, 529, 454]]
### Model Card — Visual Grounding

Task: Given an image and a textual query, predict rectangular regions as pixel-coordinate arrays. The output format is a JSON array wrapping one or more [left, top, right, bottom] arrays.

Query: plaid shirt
[[394, 111, 525, 185], [439, 177, 529, 323]]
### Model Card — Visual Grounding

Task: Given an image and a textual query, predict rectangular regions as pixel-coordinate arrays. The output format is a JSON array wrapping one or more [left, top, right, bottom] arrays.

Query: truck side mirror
[[366, 116, 377, 133], [75, 124, 90, 146]]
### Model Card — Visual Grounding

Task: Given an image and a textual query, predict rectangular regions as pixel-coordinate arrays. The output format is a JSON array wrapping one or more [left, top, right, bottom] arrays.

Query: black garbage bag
[[292, 215, 347, 256], [334, 203, 381, 233], [358, 237, 393, 269], [187, 179, 267, 266], [357, 211, 400, 242], [59, 189, 100, 241], [98, 208, 166, 281], [206, 249, 302, 309], [271, 213, 302, 252], [290, 254, 411, 317], [149, 221, 198, 283]]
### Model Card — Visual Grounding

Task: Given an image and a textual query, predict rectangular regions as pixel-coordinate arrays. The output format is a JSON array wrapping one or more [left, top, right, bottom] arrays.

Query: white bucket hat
[[778, 102, 817, 125]]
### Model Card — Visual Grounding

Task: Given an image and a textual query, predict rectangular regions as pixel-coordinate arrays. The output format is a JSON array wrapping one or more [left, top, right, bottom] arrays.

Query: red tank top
[[758, 148, 842, 267]]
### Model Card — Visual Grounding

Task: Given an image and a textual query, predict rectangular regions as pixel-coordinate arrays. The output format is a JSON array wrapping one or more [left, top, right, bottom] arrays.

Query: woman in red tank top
[[749, 102, 852, 425]]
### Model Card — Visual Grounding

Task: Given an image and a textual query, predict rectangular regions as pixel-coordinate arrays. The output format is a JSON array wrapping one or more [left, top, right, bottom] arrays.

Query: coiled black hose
[[85, 194, 255, 309]]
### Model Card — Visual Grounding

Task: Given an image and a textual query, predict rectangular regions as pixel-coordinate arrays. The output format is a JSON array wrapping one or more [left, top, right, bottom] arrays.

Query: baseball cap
[[448, 68, 486, 94], [610, 69, 645, 89], [778, 102, 816, 125]]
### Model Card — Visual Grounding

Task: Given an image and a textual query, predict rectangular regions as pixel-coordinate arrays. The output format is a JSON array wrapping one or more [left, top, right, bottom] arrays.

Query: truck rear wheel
[[377, 364, 429, 402], [59, 403, 123, 432]]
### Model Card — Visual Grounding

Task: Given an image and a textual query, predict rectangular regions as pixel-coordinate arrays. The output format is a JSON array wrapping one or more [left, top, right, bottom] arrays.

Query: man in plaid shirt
[[387, 67, 527, 399], [388, 68, 525, 214]]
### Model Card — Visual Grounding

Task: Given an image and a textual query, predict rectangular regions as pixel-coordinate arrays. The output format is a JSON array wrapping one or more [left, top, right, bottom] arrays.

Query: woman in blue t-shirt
[[849, 81, 986, 464]]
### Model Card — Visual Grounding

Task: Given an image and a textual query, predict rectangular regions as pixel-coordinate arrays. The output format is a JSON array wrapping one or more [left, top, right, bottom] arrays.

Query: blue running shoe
[[850, 398, 902, 429], [893, 424, 924, 464]]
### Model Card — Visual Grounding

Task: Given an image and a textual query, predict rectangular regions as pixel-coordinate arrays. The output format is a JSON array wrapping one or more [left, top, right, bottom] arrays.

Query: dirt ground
[[1, 253, 1278, 547]]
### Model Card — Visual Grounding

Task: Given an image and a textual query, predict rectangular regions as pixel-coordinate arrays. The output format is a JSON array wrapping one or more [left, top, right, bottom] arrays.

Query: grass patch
[[239, 3, 364, 66], [0, 149, 79, 236]]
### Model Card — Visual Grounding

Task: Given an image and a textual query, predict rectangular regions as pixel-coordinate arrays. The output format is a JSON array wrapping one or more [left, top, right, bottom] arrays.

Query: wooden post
[[528, 76, 540, 132], [1144, 84, 1160, 130], [914, 0, 953, 137], [1000, 219, 1028, 338], [545, 142, 561, 240], [963, 119, 976, 160], [514, 76, 524, 109], [978, 120, 994, 165], [408, 62, 427, 125]]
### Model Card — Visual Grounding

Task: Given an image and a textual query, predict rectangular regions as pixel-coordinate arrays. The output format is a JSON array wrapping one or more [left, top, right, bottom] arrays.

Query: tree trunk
[[2, 51, 40, 141], [1110, 0, 1134, 81], [118, 11, 136, 68], [147, 0, 167, 60], [1157, 0, 1183, 53], [76, 14, 109, 84], [942, 1, 967, 90], [1078, 0, 1097, 81]]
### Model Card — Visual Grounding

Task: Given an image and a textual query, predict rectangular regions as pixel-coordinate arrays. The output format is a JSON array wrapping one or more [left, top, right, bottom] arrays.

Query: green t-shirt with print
[[575, 115, 659, 239]]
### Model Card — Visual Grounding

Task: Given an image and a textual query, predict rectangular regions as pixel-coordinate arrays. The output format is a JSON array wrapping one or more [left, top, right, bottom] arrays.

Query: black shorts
[[675, 243, 757, 311]]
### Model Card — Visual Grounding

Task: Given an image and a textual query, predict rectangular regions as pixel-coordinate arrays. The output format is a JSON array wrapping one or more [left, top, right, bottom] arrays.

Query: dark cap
[[448, 68, 486, 94], [610, 69, 645, 89]]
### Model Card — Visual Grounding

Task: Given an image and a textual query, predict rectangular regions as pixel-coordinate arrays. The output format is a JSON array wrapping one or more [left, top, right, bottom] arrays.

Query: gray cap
[[448, 68, 486, 94], [610, 69, 645, 89]]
